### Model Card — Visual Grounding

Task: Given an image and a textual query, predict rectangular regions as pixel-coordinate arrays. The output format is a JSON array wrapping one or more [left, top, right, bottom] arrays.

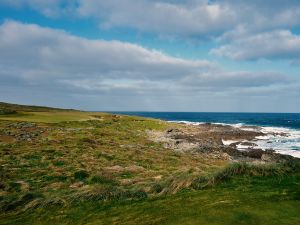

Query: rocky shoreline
[[148, 123, 298, 163]]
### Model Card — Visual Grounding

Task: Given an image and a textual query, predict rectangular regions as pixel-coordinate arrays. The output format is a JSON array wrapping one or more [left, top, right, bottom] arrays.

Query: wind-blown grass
[[1, 169, 299, 225], [0, 102, 299, 225], [191, 161, 300, 190]]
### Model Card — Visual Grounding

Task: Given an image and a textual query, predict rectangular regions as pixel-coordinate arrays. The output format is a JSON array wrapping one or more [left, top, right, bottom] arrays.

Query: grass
[[74, 170, 89, 180], [1, 171, 299, 225], [191, 161, 300, 189], [0, 102, 299, 224], [0, 102, 73, 112], [0, 111, 104, 123], [0, 103, 225, 206]]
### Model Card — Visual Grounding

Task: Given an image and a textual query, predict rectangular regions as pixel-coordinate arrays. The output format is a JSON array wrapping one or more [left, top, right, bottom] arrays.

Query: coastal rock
[[261, 153, 273, 162], [8, 122, 37, 129], [239, 142, 258, 147], [148, 123, 298, 163], [242, 149, 264, 159]]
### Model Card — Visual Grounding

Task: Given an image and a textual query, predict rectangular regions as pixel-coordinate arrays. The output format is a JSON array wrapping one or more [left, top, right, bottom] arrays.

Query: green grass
[[191, 161, 300, 189], [0, 102, 299, 225], [0, 111, 103, 123], [0, 103, 226, 212], [0, 102, 73, 112], [1, 172, 299, 225]]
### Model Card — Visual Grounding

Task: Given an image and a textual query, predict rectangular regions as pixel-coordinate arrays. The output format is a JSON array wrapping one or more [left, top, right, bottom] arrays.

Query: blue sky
[[0, 0, 300, 112]]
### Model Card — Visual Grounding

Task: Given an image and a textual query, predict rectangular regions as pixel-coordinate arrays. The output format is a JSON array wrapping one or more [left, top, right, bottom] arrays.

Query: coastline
[[178, 121, 300, 158], [149, 120, 300, 161], [114, 111, 300, 159], [1, 102, 300, 224]]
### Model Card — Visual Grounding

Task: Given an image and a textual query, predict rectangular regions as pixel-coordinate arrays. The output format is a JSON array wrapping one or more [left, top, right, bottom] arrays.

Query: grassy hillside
[[0, 102, 74, 113], [0, 102, 299, 225], [2, 173, 300, 225]]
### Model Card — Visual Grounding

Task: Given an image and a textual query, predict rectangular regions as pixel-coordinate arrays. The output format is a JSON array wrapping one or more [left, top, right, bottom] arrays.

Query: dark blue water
[[114, 112, 300, 130]]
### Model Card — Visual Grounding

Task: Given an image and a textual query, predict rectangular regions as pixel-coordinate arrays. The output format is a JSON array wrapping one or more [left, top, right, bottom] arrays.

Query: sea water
[[114, 112, 300, 158]]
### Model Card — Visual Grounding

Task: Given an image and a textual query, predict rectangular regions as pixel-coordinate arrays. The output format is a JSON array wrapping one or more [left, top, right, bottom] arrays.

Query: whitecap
[[171, 120, 300, 158]]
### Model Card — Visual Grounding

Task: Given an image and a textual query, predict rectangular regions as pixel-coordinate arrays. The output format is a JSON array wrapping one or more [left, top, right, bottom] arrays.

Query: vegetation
[[0, 109, 16, 116], [191, 161, 300, 189], [0, 102, 299, 224], [0, 102, 73, 112]]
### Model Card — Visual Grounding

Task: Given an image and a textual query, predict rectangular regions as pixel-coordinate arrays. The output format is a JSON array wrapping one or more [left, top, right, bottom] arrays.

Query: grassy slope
[[0, 102, 299, 225], [0, 111, 105, 123], [0, 102, 73, 112], [2, 174, 300, 225]]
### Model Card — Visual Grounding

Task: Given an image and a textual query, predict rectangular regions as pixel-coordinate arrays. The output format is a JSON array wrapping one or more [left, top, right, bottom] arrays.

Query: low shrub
[[132, 190, 148, 200], [74, 170, 89, 180], [43, 175, 68, 182], [151, 183, 163, 193], [0, 109, 16, 115], [89, 175, 117, 185], [53, 160, 65, 167]]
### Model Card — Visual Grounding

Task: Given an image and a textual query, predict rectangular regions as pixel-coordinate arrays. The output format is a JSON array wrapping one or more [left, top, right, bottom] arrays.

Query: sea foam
[[170, 120, 300, 158]]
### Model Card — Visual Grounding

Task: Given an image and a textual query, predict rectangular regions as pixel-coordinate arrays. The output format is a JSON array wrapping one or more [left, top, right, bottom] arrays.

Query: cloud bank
[[211, 30, 300, 61], [2, 0, 300, 63], [0, 20, 299, 111], [3, 1, 300, 36]]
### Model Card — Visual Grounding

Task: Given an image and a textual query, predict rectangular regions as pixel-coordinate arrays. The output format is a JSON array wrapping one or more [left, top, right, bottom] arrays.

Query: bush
[[131, 190, 148, 200], [43, 175, 68, 182], [151, 184, 163, 193], [90, 175, 117, 185], [74, 170, 89, 180], [53, 160, 65, 167], [0, 109, 16, 115]]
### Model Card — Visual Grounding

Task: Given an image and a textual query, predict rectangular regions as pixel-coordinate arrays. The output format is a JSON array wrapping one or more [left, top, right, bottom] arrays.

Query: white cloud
[[76, 0, 300, 40], [0, 20, 298, 111], [2, 1, 297, 35], [0, 20, 289, 90], [2, 1, 300, 38], [2, 1, 300, 56], [0, 20, 214, 81], [211, 30, 300, 60], [77, 0, 237, 37], [0, 20, 217, 94]]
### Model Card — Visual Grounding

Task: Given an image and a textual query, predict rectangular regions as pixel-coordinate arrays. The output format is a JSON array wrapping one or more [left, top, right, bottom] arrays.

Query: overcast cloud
[[0, 1, 300, 111]]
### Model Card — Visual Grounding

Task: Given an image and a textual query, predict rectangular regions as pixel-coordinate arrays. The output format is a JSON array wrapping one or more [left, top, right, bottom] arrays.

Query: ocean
[[114, 112, 300, 158]]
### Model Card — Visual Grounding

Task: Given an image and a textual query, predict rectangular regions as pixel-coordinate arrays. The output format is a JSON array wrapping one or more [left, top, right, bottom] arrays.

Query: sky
[[0, 0, 300, 112]]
